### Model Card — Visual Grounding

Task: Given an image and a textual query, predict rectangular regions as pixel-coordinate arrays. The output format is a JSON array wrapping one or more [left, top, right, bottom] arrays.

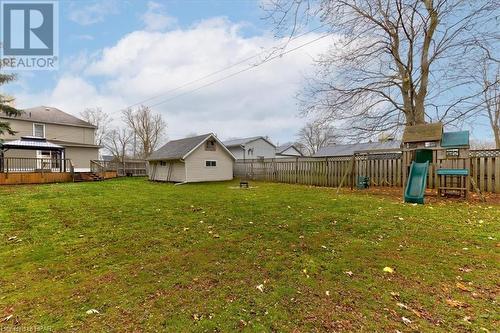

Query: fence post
[[326, 158, 330, 186], [295, 157, 298, 183]]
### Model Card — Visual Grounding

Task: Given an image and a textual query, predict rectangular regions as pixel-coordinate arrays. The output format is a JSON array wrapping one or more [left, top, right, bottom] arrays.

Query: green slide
[[404, 161, 429, 204]]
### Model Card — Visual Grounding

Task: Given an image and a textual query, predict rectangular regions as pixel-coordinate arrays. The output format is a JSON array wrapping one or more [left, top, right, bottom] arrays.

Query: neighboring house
[[148, 133, 235, 183], [223, 136, 276, 159], [276, 143, 303, 158], [0, 106, 100, 171], [314, 140, 402, 158]]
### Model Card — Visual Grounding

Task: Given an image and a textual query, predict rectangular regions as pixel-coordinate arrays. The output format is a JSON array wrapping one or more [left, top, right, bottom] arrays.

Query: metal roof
[[223, 136, 276, 148], [441, 131, 469, 147], [148, 133, 235, 161], [1, 136, 64, 150], [314, 140, 402, 157], [0, 106, 96, 128]]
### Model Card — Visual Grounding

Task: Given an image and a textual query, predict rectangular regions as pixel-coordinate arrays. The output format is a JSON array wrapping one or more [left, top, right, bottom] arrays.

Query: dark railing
[[91, 159, 148, 176], [0, 157, 73, 173]]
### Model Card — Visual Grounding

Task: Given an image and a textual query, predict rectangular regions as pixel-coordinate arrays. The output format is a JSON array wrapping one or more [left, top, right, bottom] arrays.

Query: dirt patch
[[339, 187, 500, 205]]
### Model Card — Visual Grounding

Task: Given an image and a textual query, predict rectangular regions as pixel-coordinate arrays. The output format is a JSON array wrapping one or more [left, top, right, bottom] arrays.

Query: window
[[205, 160, 216, 167], [205, 140, 216, 151], [446, 149, 459, 157], [33, 123, 45, 138], [159, 161, 167, 166], [424, 141, 436, 148]]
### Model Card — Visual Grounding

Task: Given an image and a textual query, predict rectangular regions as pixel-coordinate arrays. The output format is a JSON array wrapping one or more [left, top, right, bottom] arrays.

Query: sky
[[2, 0, 494, 145]]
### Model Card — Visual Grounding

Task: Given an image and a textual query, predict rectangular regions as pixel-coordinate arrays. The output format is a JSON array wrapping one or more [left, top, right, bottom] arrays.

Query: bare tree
[[479, 56, 499, 148], [265, 0, 498, 137], [296, 119, 337, 155], [80, 107, 111, 146], [104, 128, 133, 160], [122, 106, 166, 158]]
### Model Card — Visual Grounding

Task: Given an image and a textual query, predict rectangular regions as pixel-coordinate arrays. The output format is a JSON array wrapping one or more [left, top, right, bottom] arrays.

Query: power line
[[146, 33, 331, 108], [119, 25, 328, 110]]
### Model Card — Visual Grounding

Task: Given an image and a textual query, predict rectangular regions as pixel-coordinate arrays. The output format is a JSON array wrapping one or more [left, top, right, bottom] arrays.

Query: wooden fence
[[234, 150, 500, 193], [92, 160, 148, 176]]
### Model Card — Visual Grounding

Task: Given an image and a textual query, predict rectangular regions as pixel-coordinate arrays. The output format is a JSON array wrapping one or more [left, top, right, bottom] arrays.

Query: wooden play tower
[[402, 123, 471, 203]]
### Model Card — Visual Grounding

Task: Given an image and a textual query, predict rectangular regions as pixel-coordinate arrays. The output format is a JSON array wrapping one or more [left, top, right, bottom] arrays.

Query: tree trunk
[[493, 125, 500, 149]]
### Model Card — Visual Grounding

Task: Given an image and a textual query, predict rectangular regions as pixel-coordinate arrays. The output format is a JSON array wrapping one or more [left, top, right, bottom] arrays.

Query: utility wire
[[146, 33, 332, 108], [119, 25, 328, 110]]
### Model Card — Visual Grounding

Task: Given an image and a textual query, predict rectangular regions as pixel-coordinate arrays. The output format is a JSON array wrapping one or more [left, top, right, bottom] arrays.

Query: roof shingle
[[148, 134, 213, 160], [0, 106, 95, 128]]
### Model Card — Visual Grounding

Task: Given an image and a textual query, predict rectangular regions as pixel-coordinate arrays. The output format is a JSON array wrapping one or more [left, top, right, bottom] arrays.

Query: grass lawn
[[0, 178, 498, 332]]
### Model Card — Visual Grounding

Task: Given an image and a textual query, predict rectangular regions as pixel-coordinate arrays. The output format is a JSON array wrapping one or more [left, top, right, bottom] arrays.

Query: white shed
[[148, 133, 235, 183]]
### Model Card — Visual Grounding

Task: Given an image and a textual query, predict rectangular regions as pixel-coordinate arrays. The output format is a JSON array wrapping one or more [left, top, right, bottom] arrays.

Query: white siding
[[184, 141, 233, 182], [245, 138, 276, 159], [149, 160, 186, 182], [228, 147, 244, 159]]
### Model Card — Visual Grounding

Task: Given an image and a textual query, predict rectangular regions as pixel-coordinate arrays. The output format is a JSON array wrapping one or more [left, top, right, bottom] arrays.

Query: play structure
[[402, 123, 471, 204]]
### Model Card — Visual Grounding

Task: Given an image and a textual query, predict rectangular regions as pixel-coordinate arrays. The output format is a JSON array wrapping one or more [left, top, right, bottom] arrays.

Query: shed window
[[159, 161, 167, 166], [205, 160, 216, 167], [205, 140, 216, 151], [33, 123, 45, 138]]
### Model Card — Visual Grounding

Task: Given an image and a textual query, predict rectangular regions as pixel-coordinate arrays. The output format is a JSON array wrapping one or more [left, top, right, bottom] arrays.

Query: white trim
[[33, 123, 46, 138], [204, 160, 217, 167], [182, 133, 236, 160]]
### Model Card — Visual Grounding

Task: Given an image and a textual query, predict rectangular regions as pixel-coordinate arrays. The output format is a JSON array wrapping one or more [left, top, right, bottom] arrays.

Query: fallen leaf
[[1, 315, 13, 322], [446, 299, 468, 308], [402, 317, 412, 325], [345, 271, 353, 277], [256, 284, 264, 292], [383, 266, 394, 273], [325, 290, 330, 296], [86, 309, 100, 315], [396, 302, 408, 310], [456, 282, 472, 292]]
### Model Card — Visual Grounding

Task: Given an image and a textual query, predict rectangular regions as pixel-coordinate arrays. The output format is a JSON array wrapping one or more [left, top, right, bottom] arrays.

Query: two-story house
[[0, 106, 100, 171]]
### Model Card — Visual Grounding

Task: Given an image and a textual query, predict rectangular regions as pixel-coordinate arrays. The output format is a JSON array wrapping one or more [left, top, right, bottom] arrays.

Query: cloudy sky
[[3, 0, 493, 145], [4, 0, 333, 145]]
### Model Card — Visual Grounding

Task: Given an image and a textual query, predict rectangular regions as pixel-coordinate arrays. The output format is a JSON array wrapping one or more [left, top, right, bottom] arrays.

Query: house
[[314, 139, 401, 158], [223, 136, 276, 159], [0, 106, 100, 171], [148, 133, 235, 183], [276, 143, 303, 158]]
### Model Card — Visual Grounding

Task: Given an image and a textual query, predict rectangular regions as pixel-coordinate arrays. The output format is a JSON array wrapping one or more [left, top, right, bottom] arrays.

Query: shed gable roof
[[148, 133, 235, 161]]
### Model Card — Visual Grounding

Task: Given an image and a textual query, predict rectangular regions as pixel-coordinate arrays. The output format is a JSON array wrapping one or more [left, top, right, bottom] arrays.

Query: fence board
[[233, 152, 499, 193]]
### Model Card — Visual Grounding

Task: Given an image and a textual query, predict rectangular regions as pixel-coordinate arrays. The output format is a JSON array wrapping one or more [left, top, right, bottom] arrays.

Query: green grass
[[0, 178, 498, 332]]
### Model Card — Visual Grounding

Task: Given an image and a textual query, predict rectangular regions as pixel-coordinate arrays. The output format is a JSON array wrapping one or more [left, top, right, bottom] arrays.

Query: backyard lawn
[[0, 178, 498, 332]]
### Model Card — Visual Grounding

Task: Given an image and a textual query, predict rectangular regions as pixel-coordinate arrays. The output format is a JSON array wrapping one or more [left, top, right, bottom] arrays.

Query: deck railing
[[0, 157, 73, 173]]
